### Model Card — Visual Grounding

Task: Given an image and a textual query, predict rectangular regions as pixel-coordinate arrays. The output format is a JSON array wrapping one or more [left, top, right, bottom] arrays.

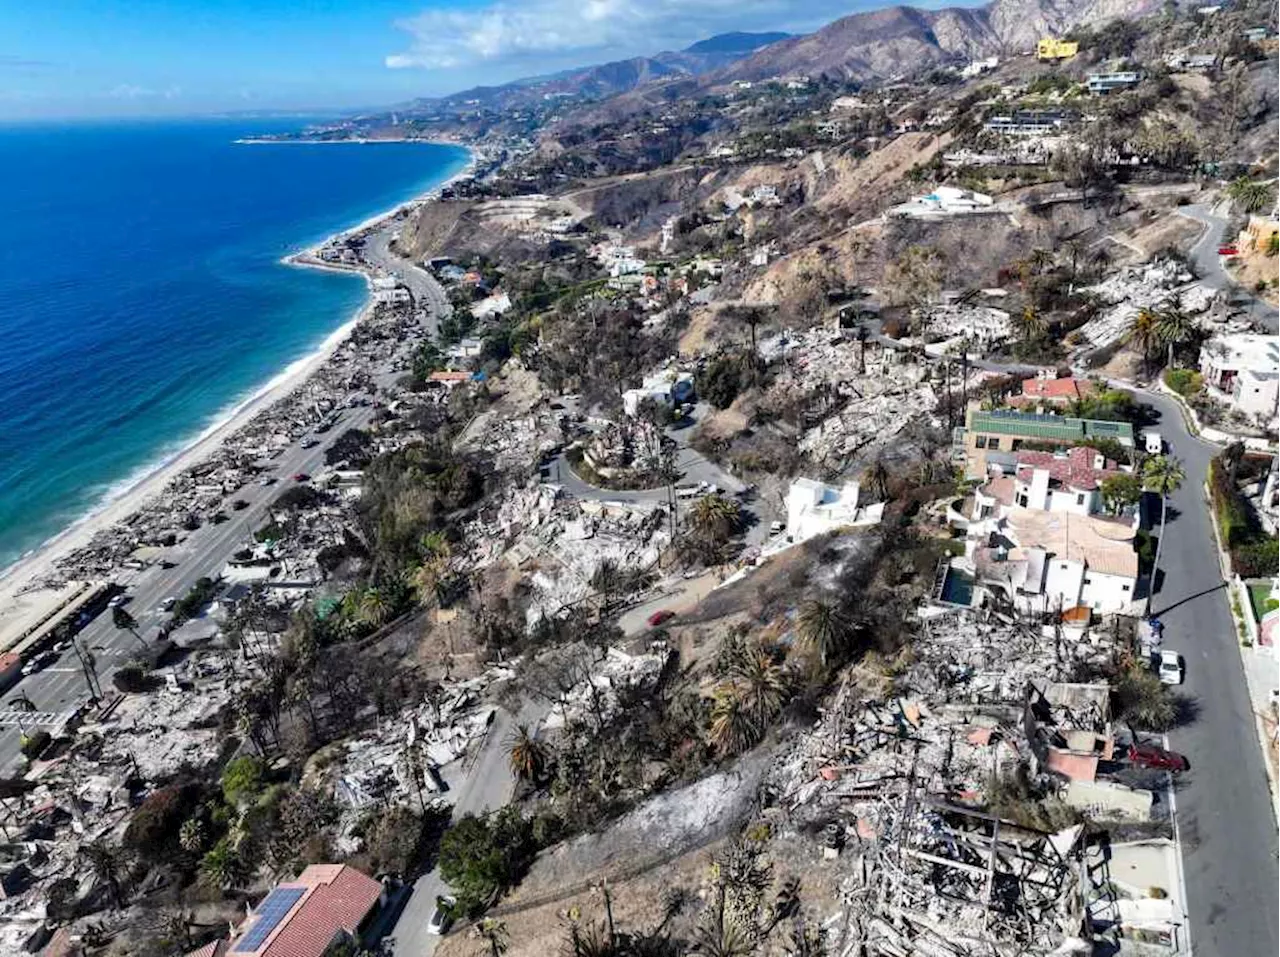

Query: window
[[1121, 583, 1131, 591], [975, 435, 988, 449], [1083, 578, 1093, 585], [989, 437, 1001, 450], [1077, 493, 1085, 505], [1010, 439, 1023, 451]]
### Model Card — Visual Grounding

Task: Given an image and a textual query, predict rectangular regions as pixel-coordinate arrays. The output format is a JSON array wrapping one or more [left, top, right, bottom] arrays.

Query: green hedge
[[1208, 459, 1256, 549], [1162, 367, 1202, 398]]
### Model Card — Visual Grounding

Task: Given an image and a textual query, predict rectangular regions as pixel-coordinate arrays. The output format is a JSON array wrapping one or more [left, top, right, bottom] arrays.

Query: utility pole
[[71, 638, 102, 703]]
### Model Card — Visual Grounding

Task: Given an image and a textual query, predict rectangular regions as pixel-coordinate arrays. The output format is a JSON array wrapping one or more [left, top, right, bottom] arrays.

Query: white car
[[1157, 650, 1184, 685], [427, 895, 456, 935], [1145, 432, 1163, 455], [160, 597, 177, 612]]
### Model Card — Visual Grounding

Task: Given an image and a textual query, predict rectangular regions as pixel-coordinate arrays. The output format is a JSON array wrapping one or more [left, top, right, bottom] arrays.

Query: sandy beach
[[0, 145, 475, 609]]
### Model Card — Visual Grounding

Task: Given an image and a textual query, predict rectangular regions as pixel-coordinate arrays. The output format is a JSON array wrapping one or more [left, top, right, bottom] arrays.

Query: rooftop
[[229, 864, 381, 957], [1014, 446, 1121, 491], [1018, 376, 1096, 402], [969, 409, 1134, 444], [1202, 334, 1280, 374], [1007, 508, 1137, 577]]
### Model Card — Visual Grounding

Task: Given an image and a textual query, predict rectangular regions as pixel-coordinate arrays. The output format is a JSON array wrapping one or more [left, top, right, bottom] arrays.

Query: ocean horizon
[[0, 117, 468, 571]]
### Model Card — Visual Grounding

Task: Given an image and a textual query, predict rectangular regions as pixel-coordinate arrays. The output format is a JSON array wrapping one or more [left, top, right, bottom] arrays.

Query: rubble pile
[[42, 297, 425, 589], [523, 502, 668, 626], [758, 328, 938, 465], [922, 302, 1012, 350], [1075, 260, 1212, 353], [327, 673, 502, 818], [581, 419, 666, 479], [541, 644, 670, 732], [455, 361, 574, 475], [765, 610, 1113, 956]]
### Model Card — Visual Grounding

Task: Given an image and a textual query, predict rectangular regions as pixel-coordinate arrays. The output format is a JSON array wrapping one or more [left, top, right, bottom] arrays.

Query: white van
[[1145, 432, 1163, 455]]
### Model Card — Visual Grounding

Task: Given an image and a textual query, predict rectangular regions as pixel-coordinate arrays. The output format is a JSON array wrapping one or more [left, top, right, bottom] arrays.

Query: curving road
[[1178, 202, 1278, 333]]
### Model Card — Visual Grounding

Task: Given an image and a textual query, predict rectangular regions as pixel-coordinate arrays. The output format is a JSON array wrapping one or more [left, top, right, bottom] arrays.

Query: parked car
[[1217, 245, 1238, 256], [107, 594, 128, 609], [427, 895, 457, 935], [231, 499, 249, 511], [1144, 432, 1163, 455], [160, 597, 177, 612], [293, 473, 310, 482], [1127, 742, 1190, 773], [769, 520, 785, 536], [259, 476, 278, 487], [1157, 650, 1184, 685], [301, 438, 320, 449], [20, 651, 57, 677], [647, 609, 676, 628]]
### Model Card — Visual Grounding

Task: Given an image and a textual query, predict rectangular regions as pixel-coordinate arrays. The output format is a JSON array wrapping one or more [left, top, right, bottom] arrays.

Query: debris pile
[[765, 610, 1120, 956], [1075, 260, 1211, 353]]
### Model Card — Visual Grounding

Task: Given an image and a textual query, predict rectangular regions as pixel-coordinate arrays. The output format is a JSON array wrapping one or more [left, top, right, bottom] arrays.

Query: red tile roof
[[1018, 376, 1094, 402], [1015, 446, 1120, 491], [232, 864, 382, 957]]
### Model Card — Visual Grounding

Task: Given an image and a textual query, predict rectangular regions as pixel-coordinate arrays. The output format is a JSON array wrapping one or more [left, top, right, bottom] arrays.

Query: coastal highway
[[0, 400, 377, 774], [364, 229, 450, 333]]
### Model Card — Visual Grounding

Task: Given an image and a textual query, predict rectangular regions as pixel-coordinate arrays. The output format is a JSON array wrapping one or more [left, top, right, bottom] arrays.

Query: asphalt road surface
[[1178, 202, 1279, 334], [0, 400, 378, 773], [1138, 390, 1278, 957]]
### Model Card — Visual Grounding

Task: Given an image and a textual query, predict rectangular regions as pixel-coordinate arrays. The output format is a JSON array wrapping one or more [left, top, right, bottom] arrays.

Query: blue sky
[[0, 0, 945, 119]]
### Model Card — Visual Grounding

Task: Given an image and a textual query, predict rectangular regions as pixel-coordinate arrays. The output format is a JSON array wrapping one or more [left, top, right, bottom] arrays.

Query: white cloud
[[385, 0, 836, 71], [106, 83, 182, 100]]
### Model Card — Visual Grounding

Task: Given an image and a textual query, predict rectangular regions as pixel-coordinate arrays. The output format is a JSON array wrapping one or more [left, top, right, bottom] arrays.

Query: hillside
[[711, 0, 1160, 83], [401, 31, 792, 115]]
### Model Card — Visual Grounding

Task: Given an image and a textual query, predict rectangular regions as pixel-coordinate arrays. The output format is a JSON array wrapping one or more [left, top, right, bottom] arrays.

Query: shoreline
[[0, 144, 474, 602]]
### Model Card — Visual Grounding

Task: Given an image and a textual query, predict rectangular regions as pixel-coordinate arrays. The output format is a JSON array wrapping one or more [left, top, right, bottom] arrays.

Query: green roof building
[[959, 409, 1134, 477]]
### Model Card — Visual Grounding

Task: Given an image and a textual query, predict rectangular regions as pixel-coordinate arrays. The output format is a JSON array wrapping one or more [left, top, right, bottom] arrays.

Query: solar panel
[[233, 887, 306, 952]]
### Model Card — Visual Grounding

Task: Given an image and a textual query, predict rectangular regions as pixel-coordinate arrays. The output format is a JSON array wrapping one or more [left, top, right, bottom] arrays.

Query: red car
[[647, 609, 676, 628], [1127, 742, 1190, 773], [293, 472, 310, 482], [1217, 245, 1238, 256]]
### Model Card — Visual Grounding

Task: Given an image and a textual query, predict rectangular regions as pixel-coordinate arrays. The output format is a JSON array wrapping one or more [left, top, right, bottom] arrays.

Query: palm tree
[[1155, 305, 1195, 369], [473, 918, 509, 957], [1226, 176, 1276, 214], [708, 687, 760, 756], [862, 460, 890, 501], [1142, 455, 1187, 615], [1127, 308, 1163, 374], [854, 323, 870, 375], [590, 559, 622, 612], [1027, 247, 1054, 275], [411, 532, 452, 605], [178, 817, 207, 855], [728, 647, 788, 729], [506, 724, 549, 783], [796, 599, 851, 667], [80, 842, 126, 909], [199, 838, 249, 892], [357, 587, 390, 628], [111, 605, 148, 649], [1013, 305, 1046, 343], [688, 495, 742, 544]]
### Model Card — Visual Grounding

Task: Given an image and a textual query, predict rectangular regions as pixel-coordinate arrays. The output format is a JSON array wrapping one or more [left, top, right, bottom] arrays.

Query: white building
[[1199, 334, 1280, 420], [965, 506, 1139, 614], [960, 56, 999, 78], [973, 447, 1125, 521], [470, 290, 513, 320], [371, 276, 410, 304], [785, 478, 884, 544], [890, 186, 996, 219], [621, 369, 696, 417]]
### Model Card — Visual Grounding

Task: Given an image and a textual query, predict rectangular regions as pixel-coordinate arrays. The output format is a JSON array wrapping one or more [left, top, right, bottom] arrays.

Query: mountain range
[[378, 0, 1155, 122], [399, 31, 791, 115]]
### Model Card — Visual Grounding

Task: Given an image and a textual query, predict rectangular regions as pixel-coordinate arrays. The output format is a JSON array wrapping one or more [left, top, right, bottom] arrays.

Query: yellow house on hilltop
[[1037, 37, 1080, 60]]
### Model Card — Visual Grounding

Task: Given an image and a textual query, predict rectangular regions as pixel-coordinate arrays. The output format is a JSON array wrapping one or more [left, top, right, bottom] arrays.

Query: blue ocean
[[0, 118, 469, 570]]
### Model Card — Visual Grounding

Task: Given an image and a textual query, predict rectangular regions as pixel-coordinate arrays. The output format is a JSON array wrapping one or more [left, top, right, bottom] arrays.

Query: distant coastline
[[0, 138, 473, 598]]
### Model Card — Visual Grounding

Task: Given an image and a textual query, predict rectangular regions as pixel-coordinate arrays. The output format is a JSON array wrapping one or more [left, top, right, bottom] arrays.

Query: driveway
[[1138, 389, 1278, 957], [390, 698, 548, 957]]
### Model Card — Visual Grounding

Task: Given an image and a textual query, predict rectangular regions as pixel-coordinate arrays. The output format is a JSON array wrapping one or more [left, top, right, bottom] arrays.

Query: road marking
[[0, 709, 75, 728]]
